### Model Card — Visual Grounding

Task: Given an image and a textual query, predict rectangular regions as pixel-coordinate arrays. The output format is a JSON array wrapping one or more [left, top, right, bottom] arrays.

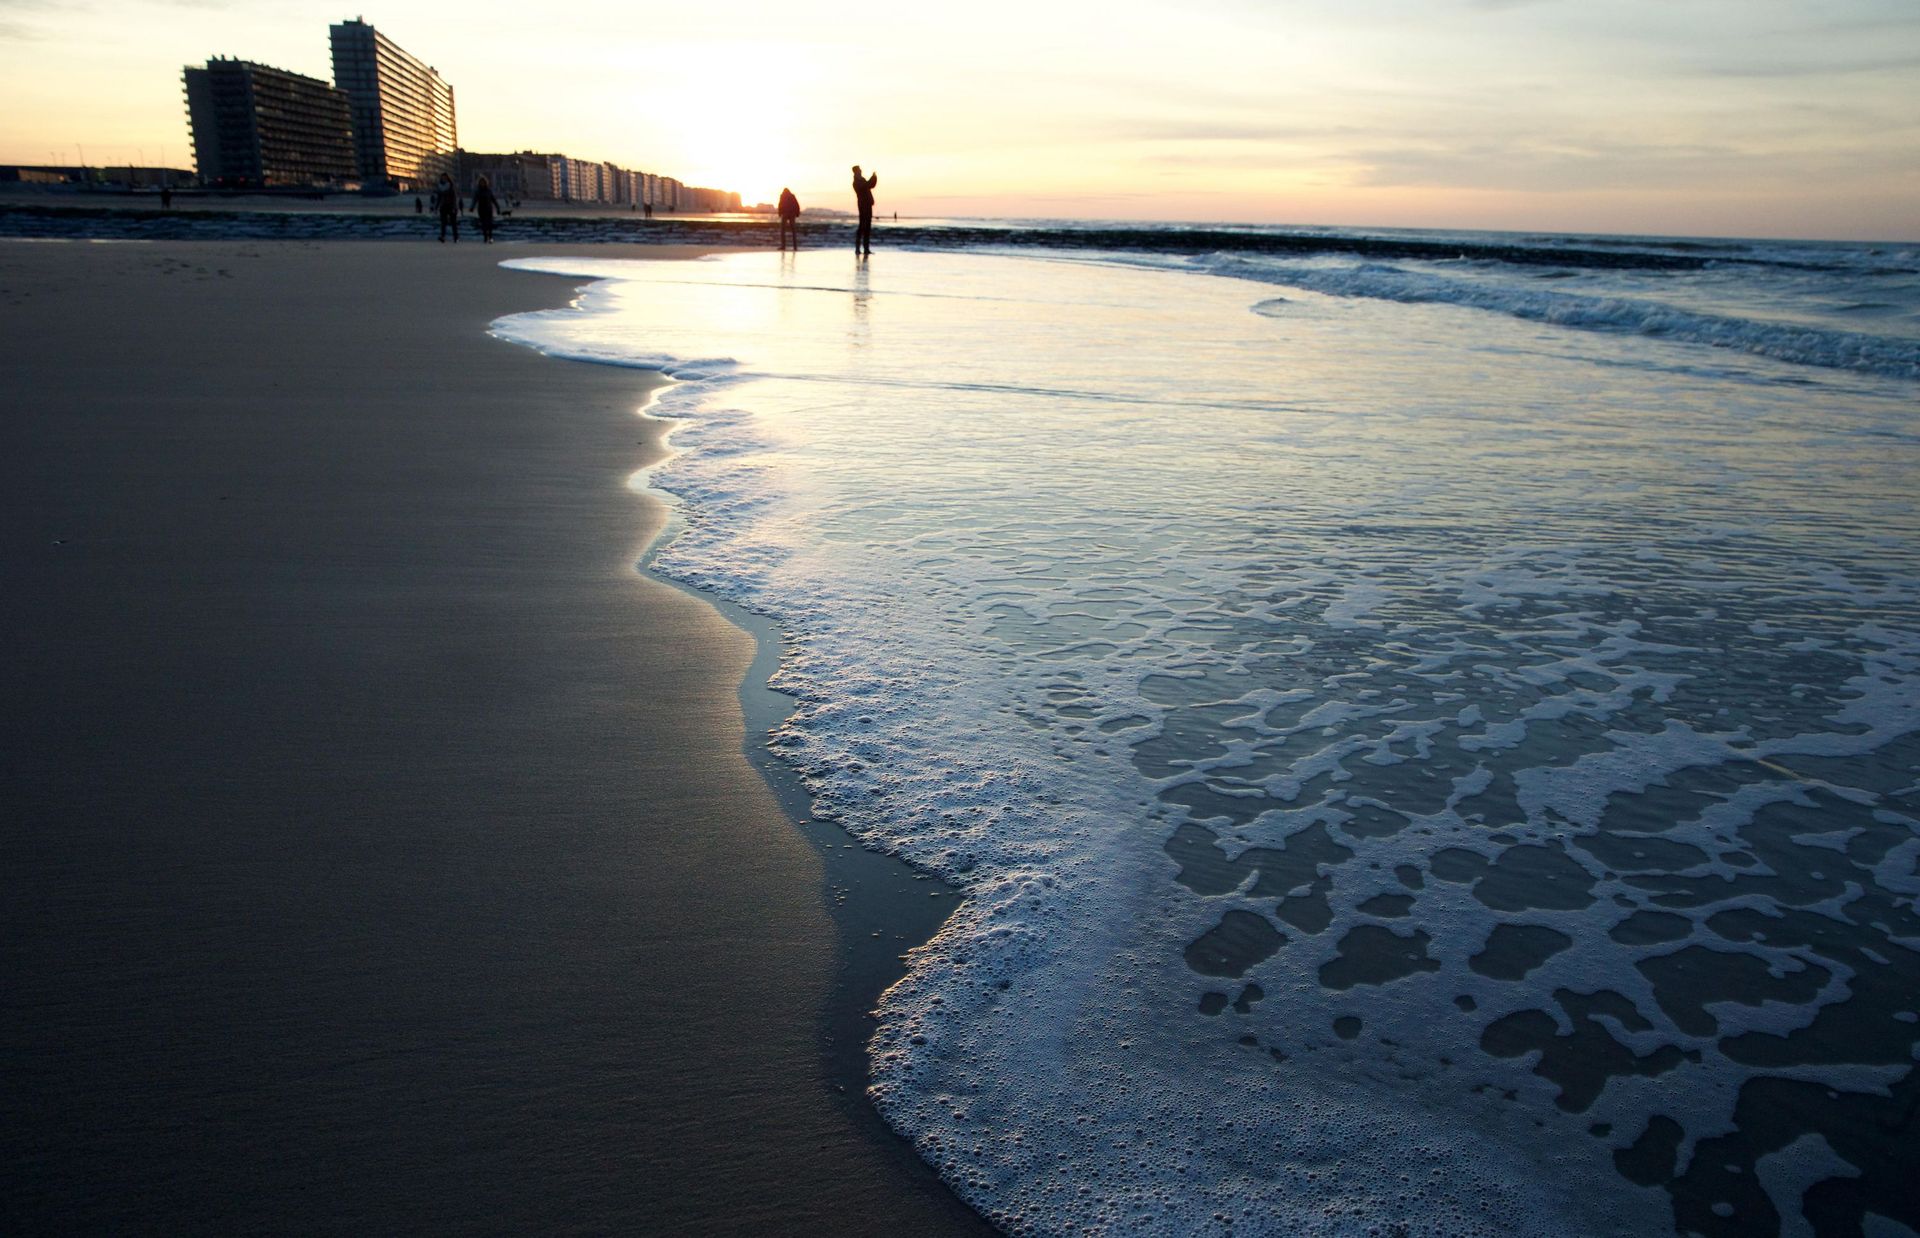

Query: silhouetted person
[[851, 165, 877, 256], [778, 187, 800, 249], [159, 186, 172, 210], [434, 173, 460, 243], [472, 175, 499, 244], [414, 196, 424, 214]]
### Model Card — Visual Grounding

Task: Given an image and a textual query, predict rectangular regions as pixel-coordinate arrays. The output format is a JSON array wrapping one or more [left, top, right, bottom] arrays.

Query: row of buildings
[[183, 21, 445, 190], [0, 164, 194, 189], [181, 18, 736, 212], [452, 151, 738, 213]]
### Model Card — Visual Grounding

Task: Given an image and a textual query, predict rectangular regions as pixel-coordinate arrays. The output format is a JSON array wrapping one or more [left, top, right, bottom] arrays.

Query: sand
[[0, 239, 984, 1234]]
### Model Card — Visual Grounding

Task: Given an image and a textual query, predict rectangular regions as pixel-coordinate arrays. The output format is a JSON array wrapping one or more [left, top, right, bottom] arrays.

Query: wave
[[487, 249, 1920, 1237], [1200, 256, 1920, 380]]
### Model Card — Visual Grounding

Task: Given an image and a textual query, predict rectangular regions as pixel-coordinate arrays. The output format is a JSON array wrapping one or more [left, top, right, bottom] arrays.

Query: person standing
[[851, 165, 877, 256], [777, 187, 800, 250], [471, 175, 500, 244], [434, 173, 460, 244]]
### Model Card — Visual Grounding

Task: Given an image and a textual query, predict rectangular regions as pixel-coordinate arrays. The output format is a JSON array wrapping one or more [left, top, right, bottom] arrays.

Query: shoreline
[[0, 198, 1808, 269], [1, 237, 986, 1233], [593, 360, 992, 1226]]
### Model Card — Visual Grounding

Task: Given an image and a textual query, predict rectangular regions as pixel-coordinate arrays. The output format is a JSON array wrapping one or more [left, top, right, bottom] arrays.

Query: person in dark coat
[[777, 187, 800, 250], [471, 175, 500, 244], [851, 165, 877, 256], [435, 173, 460, 243]]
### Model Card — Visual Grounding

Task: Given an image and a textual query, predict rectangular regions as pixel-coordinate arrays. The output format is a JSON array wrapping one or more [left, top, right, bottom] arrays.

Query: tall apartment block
[[328, 19, 457, 190], [182, 58, 356, 187]]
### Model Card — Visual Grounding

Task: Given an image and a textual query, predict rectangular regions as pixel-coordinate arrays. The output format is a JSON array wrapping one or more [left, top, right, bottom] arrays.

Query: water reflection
[[850, 260, 870, 348], [497, 250, 1920, 1236]]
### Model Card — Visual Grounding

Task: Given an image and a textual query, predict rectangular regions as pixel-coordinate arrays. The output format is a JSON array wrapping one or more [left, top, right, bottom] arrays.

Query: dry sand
[[0, 239, 983, 1234]]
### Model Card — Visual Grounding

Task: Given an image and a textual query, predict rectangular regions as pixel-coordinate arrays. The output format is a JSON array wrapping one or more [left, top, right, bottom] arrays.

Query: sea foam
[[494, 249, 1920, 1236], [1161, 254, 1920, 381]]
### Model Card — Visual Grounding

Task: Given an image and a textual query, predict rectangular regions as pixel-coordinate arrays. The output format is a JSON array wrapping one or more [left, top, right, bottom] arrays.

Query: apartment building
[[182, 58, 356, 187], [329, 19, 457, 190]]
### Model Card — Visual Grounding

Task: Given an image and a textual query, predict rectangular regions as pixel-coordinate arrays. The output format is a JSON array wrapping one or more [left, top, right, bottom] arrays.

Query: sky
[[1, 0, 1915, 240]]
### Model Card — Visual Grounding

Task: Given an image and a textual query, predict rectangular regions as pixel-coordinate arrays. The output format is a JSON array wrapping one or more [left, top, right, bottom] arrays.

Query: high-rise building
[[182, 58, 356, 187], [328, 19, 456, 190]]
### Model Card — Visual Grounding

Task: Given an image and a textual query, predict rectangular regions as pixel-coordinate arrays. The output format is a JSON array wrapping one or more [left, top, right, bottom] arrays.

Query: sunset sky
[[1, 0, 1915, 239]]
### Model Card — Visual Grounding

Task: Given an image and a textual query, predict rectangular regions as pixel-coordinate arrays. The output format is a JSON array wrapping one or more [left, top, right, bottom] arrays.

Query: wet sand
[[0, 239, 986, 1234]]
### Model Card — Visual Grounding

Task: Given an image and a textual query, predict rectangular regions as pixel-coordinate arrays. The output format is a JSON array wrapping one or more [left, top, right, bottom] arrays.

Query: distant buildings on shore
[[173, 16, 736, 211], [0, 164, 193, 189], [455, 151, 740, 213], [181, 20, 454, 192], [183, 59, 356, 187], [329, 19, 458, 189]]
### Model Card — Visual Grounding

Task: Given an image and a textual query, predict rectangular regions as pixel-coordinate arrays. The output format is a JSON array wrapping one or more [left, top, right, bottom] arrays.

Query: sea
[[491, 221, 1920, 1238]]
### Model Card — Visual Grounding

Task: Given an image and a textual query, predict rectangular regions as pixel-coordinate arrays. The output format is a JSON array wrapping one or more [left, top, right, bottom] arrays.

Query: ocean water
[[493, 228, 1920, 1237]]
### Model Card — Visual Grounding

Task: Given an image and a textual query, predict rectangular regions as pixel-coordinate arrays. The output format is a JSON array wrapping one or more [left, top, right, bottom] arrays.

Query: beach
[[6, 223, 1917, 1237], [4, 0, 1912, 1226], [0, 239, 984, 1234]]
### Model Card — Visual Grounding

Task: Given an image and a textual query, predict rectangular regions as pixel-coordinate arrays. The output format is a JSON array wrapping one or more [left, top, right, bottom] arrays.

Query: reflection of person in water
[[851, 165, 877, 256], [777, 187, 800, 250]]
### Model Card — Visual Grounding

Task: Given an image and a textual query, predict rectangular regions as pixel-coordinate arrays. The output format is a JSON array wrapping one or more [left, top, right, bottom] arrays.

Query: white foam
[[1208, 256, 1920, 381], [492, 249, 1920, 1235]]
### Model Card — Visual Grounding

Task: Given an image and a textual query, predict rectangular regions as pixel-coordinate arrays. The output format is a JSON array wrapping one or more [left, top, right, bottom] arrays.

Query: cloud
[[0, 0, 54, 40], [1343, 132, 1909, 194], [1090, 118, 1361, 145], [1689, 53, 1920, 78]]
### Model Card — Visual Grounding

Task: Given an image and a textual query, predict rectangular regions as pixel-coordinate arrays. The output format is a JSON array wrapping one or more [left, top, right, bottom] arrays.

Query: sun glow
[[0, 0, 1913, 237], [626, 42, 841, 208], [671, 107, 796, 209]]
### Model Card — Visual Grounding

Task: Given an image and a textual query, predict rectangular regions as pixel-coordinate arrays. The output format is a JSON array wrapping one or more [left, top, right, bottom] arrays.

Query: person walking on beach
[[777, 187, 801, 250], [851, 165, 877, 256], [471, 175, 500, 244], [434, 173, 461, 243]]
